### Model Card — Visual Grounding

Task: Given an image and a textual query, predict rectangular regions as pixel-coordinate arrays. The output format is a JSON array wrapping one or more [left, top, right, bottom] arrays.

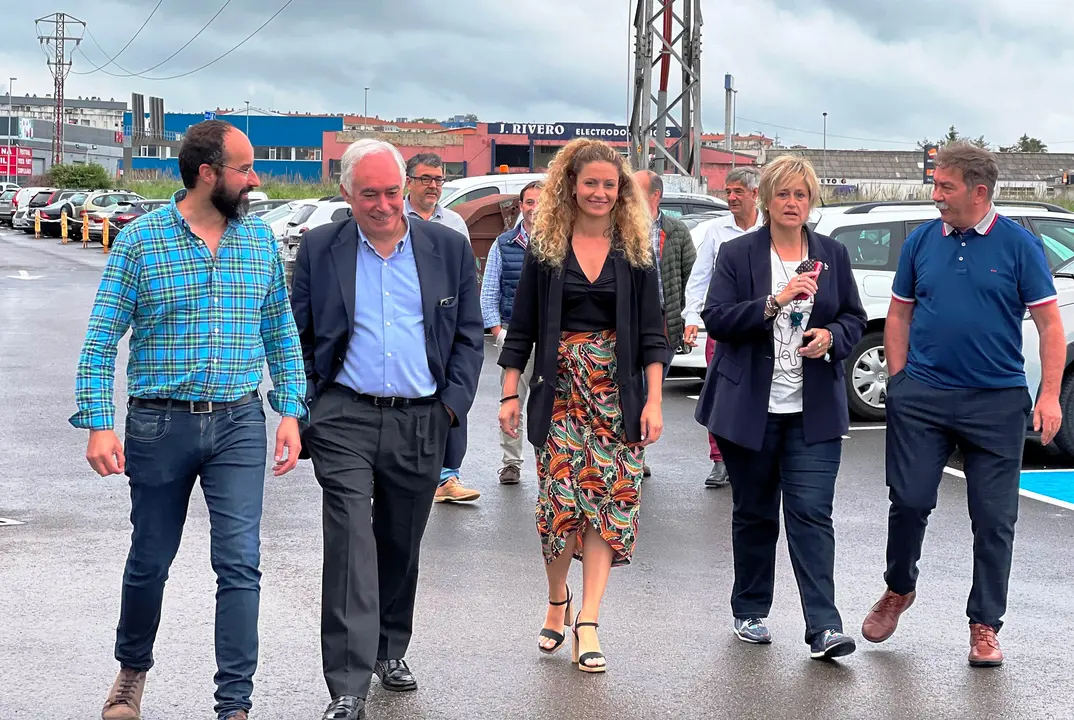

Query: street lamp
[[364, 87, 370, 119], [5, 77, 14, 185], [822, 111, 828, 183], [245, 100, 250, 136]]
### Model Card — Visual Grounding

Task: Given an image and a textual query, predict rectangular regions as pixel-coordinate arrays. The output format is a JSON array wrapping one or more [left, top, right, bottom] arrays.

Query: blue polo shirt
[[891, 205, 1056, 390]]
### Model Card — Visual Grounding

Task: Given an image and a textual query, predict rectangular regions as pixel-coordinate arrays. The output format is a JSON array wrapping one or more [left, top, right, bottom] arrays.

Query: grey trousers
[[304, 384, 451, 699], [497, 336, 534, 467]]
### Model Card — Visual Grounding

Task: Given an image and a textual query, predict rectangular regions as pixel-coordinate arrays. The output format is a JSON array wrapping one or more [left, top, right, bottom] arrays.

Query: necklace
[[772, 235, 806, 329]]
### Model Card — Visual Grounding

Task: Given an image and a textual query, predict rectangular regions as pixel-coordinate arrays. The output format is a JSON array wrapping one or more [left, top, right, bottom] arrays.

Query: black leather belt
[[330, 383, 437, 408], [128, 390, 259, 414]]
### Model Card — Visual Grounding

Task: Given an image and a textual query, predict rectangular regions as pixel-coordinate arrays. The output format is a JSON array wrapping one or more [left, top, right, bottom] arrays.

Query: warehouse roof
[[765, 149, 1074, 182]]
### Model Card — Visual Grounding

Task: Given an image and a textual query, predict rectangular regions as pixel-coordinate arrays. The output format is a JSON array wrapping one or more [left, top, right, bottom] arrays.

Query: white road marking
[[944, 465, 1074, 511], [7, 269, 42, 280], [687, 394, 699, 400], [0, 517, 26, 526], [848, 424, 887, 431]]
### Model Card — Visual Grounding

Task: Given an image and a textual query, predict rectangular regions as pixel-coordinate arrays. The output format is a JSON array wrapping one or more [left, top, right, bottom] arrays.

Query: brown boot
[[968, 623, 1004, 667], [101, 668, 146, 720], [861, 588, 916, 643]]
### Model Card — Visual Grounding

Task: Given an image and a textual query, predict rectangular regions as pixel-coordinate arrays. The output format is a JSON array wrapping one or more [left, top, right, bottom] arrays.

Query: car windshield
[[261, 203, 296, 222], [0, 191, 14, 201]]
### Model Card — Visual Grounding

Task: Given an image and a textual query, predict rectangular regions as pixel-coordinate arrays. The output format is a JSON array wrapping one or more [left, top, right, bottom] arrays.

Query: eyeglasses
[[408, 174, 446, 187], [217, 163, 255, 180]]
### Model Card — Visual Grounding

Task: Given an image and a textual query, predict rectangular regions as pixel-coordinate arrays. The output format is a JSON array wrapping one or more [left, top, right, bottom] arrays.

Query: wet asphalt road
[[1, 228, 1072, 720]]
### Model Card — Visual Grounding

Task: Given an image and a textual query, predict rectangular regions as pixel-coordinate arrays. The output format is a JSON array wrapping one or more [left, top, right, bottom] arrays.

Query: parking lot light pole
[[364, 87, 369, 119], [5, 77, 14, 185], [245, 101, 250, 136], [822, 111, 828, 184]]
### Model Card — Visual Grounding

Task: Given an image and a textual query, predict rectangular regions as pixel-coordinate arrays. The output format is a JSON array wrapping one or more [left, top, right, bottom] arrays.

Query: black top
[[562, 249, 616, 331]]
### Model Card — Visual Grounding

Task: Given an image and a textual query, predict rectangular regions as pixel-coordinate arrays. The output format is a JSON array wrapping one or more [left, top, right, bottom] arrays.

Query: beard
[[211, 179, 250, 221]]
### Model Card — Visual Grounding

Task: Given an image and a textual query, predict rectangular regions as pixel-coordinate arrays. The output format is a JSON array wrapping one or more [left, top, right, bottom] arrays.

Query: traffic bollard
[[81, 211, 90, 248], [34, 210, 41, 239], [61, 211, 68, 244], [102, 218, 110, 254]]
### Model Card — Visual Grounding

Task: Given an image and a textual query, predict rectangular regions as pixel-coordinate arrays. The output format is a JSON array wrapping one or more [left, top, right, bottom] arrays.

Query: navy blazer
[[693, 225, 866, 451], [290, 216, 484, 439]]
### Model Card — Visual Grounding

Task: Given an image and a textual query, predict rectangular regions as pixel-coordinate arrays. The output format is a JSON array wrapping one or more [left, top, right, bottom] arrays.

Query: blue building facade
[[122, 112, 344, 181]]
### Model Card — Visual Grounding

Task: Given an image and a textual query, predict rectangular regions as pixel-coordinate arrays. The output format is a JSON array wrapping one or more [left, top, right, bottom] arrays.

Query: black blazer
[[290, 217, 484, 439], [693, 225, 867, 451], [498, 249, 668, 446]]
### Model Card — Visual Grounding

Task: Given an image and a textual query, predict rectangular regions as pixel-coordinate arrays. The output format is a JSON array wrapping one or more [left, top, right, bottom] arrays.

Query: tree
[[916, 125, 991, 150], [999, 134, 1048, 153], [47, 162, 112, 190]]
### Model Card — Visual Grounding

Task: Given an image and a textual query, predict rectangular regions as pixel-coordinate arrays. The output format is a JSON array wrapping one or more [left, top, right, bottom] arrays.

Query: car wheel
[[1052, 373, 1074, 458], [845, 331, 888, 421]]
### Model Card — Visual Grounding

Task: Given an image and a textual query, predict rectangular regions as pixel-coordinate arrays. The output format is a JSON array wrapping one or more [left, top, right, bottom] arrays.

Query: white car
[[441, 172, 547, 209], [808, 200, 1074, 424], [282, 200, 352, 245], [258, 201, 303, 240]]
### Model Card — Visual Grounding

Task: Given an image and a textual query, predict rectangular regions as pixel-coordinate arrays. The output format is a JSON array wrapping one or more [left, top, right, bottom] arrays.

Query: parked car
[[441, 172, 547, 210], [9, 186, 49, 229], [81, 190, 145, 237], [248, 199, 290, 216], [0, 189, 16, 225], [282, 200, 351, 245], [659, 191, 729, 216], [110, 200, 170, 232], [258, 201, 305, 239], [37, 190, 91, 236], [810, 200, 1074, 421], [14, 188, 61, 232]]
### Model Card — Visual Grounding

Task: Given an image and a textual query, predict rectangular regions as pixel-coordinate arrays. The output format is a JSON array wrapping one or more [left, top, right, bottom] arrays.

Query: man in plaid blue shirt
[[71, 120, 306, 720]]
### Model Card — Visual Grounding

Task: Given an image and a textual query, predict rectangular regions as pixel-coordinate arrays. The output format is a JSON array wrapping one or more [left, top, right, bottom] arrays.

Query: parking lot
[[1, 227, 1073, 719]]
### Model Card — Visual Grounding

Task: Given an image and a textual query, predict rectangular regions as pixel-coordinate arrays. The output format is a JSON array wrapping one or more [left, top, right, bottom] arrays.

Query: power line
[[128, 0, 293, 81], [75, 1, 234, 79], [72, 0, 164, 75], [734, 115, 918, 147]]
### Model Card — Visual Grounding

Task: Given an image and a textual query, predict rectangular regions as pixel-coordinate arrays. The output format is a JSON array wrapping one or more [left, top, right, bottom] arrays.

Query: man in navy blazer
[[290, 139, 483, 720]]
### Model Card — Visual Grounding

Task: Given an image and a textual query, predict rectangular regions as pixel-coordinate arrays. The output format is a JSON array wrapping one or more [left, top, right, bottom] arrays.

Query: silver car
[[0, 189, 16, 225]]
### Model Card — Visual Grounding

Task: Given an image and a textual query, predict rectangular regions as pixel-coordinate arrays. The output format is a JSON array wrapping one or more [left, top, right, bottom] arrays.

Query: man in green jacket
[[635, 170, 697, 476]]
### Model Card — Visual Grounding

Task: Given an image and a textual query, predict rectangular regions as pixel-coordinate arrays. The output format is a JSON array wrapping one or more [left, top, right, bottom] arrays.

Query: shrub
[[46, 163, 113, 190]]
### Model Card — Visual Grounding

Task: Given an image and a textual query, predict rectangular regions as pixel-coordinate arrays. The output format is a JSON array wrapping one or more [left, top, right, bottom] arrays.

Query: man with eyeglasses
[[403, 153, 481, 504], [72, 120, 306, 720]]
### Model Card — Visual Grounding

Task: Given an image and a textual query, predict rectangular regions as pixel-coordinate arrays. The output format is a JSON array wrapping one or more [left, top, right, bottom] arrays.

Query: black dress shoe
[[375, 658, 417, 692], [705, 461, 730, 488], [322, 695, 365, 720]]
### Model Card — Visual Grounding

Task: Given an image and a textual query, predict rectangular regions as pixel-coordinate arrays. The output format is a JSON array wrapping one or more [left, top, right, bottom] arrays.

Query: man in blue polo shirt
[[861, 143, 1064, 667]]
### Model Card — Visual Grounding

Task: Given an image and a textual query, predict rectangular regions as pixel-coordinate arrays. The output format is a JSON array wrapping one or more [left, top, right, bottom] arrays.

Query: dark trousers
[[884, 372, 1030, 631], [304, 385, 451, 699], [717, 413, 843, 643], [117, 398, 267, 720], [441, 414, 467, 480]]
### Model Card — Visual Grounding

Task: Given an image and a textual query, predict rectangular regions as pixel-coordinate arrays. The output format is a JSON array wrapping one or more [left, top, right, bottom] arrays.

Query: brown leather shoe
[[498, 465, 521, 485], [434, 477, 480, 503], [101, 668, 146, 720], [861, 588, 916, 643], [968, 623, 1004, 667]]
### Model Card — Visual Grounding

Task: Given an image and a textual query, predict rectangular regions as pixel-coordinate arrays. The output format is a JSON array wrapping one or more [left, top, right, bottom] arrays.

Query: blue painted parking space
[[1020, 470, 1074, 507]]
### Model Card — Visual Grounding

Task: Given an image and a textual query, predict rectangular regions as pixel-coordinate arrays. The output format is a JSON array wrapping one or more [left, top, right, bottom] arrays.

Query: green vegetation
[[122, 174, 340, 201], [45, 163, 113, 190]]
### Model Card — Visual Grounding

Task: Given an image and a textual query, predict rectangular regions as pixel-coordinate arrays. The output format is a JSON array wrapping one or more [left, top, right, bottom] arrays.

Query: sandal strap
[[539, 628, 565, 643], [578, 651, 606, 664], [575, 621, 599, 628], [548, 587, 572, 606]]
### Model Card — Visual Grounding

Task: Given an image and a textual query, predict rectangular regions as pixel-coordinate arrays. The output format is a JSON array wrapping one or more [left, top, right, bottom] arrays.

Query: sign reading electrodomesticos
[[491, 122, 681, 140]]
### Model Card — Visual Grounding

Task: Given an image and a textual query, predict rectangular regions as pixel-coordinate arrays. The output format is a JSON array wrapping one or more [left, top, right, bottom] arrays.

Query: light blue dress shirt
[[334, 222, 437, 398]]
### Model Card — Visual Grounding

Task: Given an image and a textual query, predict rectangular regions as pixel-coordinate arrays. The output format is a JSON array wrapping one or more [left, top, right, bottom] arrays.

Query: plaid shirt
[[70, 190, 307, 431]]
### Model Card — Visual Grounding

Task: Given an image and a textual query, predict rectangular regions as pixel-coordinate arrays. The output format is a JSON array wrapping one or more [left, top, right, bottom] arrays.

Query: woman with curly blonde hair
[[497, 138, 668, 673]]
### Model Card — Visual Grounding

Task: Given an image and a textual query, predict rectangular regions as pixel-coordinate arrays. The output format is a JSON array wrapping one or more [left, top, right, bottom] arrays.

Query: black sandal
[[537, 586, 573, 654], [572, 613, 607, 673]]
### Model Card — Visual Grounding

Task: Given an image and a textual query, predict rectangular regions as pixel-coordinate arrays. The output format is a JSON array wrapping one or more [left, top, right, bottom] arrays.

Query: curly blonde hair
[[530, 138, 653, 269]]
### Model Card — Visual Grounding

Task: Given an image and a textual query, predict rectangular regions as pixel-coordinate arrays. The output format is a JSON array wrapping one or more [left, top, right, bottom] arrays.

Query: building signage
[[0, 146, 33, 176], [922, 144, 937, 184], [490, 121, 681, 140], [18, 119, 32, 139]]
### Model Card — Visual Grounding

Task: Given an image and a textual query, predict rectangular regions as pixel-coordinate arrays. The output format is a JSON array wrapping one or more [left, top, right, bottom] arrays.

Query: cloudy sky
[[3, 0, 1073, 151]]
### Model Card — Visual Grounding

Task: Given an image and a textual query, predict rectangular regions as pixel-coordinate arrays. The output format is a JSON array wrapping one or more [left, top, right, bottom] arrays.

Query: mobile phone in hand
[[793, 258, 823, 300]]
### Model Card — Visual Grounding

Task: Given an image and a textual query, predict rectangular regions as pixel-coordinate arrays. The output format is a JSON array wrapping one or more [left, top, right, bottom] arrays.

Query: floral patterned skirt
[[535, 330, 644, 567]]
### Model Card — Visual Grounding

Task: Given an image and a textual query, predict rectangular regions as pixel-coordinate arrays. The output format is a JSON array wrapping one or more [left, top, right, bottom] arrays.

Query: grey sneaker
[[810, 629, 857, 660], [733, 618, 772, 644]]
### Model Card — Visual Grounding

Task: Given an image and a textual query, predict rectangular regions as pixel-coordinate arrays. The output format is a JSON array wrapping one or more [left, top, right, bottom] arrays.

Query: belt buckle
[[374, 396, 401, 408], [190, 400, 213, 414]]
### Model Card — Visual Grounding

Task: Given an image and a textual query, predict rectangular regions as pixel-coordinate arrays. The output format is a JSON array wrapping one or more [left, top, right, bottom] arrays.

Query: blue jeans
[[717, 412, 844, 644], [116, 398, 268, 720]]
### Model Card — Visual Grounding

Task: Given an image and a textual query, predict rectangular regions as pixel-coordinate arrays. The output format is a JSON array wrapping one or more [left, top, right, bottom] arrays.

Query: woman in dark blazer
[[498, 138, 668, 673], [694, 154, 867, 660]]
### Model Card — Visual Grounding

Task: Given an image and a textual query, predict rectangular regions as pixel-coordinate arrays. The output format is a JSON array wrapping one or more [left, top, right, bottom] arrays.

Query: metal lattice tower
[[628, 0, 702, 179], [35, 13, 85, 166]]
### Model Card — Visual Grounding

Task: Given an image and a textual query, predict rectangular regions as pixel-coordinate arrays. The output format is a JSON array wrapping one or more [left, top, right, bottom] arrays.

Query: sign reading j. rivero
[[490, 122, 681, 140]]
